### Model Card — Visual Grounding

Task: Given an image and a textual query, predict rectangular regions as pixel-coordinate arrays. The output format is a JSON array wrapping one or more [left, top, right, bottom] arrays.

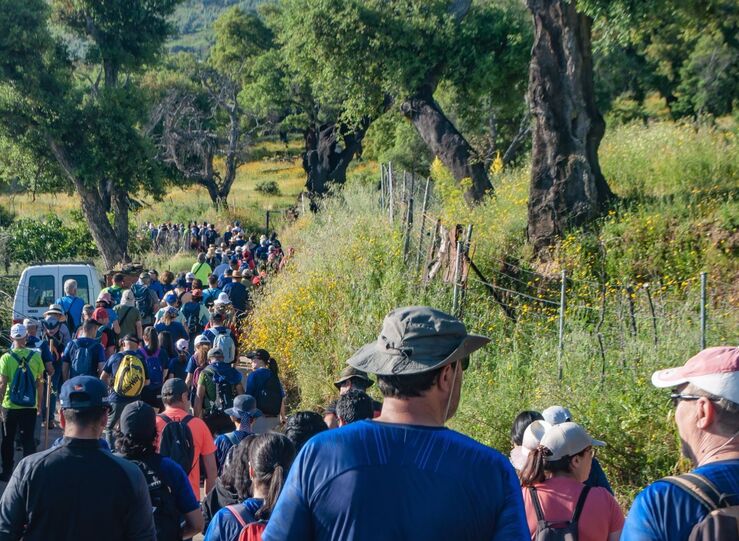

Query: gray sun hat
[[225, 394, 263, 420], [346, 306, 490, 376]]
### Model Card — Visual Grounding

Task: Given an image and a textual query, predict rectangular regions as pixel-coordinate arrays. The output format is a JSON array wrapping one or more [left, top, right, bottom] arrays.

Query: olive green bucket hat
[[334, 366, 374, 389], [346, 306, 490, 376]]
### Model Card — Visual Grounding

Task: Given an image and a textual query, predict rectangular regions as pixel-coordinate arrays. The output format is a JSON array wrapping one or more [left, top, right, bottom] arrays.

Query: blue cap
[[60, 376, 109, 410]]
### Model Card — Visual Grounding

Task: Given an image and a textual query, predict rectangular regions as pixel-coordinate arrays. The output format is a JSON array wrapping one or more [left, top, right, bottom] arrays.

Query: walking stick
[[43, 376, 51, 449]]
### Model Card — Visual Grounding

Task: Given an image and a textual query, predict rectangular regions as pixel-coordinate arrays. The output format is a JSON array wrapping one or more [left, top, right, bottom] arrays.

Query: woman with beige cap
[[520, 421, 623, 541]]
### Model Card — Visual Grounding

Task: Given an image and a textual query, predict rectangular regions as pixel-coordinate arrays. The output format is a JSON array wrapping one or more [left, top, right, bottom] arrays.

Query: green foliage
[[362, 112, 432, 175], [254, 179, 280, 195], [3, 214, 98, 264], [245, 121, 738, 503], [0, 205, 14, 227]]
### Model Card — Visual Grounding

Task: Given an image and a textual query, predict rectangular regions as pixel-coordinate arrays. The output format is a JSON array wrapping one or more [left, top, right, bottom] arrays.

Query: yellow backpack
[[113, 354, 146, 397]]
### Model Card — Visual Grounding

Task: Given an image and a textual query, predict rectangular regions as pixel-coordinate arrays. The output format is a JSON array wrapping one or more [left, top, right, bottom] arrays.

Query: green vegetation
[[244, 120, 738, 504]]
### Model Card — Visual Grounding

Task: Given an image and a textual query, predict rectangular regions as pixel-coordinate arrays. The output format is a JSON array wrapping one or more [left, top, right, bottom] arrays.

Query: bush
[[255, 180, 281, 196], [3, 214, 98, 264], [0, 206, 14, 228]]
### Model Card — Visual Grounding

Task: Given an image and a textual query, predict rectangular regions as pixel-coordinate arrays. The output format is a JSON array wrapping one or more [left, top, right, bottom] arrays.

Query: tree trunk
[[400, 86, 492, 205], [526, 0, 614, 255], [110, 184, 130, 262], [302, 119, 369, 195], [218, 106, 241, 204], [48, 141, 126, 269]]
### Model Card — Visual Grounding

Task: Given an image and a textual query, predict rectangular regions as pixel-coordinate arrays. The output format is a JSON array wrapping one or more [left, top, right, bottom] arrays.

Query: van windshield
[[28, 275, 55, 307], [63, 274, 90, 304]]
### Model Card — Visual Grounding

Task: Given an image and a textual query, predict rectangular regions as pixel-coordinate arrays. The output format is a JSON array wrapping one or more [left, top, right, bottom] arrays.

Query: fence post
[[265, 211, 270, 232], [403, 191, 414, 264], [452, 240, 464, 317], [388, 162, 394, 223], [700, 271, 707, 349], [379, 164, 386, 212], [458, 224, 473, 317], [557, 269, 566, 381], [644, 283, 658, 346], [415, 177, 431, 273]]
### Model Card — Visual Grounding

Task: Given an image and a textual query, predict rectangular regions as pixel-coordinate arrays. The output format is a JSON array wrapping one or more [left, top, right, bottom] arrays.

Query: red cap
[[652, 347, 739, 404], [92, 307, 109, 322]]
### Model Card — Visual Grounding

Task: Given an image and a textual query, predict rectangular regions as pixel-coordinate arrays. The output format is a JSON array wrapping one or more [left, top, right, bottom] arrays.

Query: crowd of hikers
[[0, 260, 736, 541]]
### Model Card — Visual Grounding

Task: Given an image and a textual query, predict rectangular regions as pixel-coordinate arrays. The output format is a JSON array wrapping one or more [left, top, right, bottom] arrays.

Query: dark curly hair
[[283, 411, 327, 453], [220, 434, 258, 499], [114, 430, 157, 459]]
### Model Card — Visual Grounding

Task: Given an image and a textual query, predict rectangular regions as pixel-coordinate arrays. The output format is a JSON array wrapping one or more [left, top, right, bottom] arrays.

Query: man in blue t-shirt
[[622, 346, 739, 541], [222, 270, 248, 313], [100, 335, 150, 449], [55, 279, 84, 332], [263, 306, 529, 541]]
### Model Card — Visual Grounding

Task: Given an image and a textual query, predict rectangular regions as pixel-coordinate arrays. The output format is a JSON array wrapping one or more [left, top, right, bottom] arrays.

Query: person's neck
[[64, 425, 102, 440], [251, 483, 267, 499], [165, 402, 187, 412], [550, 471, 580, 482], [695, 432, 739, 466], [375, 397, 446, 427]]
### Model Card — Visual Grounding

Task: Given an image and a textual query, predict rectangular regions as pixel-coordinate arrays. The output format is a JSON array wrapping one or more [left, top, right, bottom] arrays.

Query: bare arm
[[112, 321, 120, 335], [135, 320, 143, 339], [44, 362, 54, 378], [182, 508, 204, 538], [194, 384, 205, 418], [202, 452, 217, 495], [101, 371, 111, 386], [185, 373, 193, 387]]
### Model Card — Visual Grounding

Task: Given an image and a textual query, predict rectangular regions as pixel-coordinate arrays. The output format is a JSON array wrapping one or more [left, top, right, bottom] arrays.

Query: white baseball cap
[[22, 318, 38, 328], [175, 339, 190, 353], [652, 346, 739, 404], [194, 335, 211, 346], [542, 405, 572, 425], [510, 420, 552, 470], [10, 324, 27, 339], [540, 422, 605, 461], [215, 292, 232, 305]]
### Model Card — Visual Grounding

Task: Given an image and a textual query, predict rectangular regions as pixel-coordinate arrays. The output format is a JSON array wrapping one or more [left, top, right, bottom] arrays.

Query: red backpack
[[226, 505, 267, 541]]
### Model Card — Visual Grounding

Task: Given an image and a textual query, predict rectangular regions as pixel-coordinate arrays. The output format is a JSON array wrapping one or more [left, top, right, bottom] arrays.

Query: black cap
[[59, 376, 109, 410], [161, 378, 188, 398], [122, 334, 140, 344], [246, 349, 270, 362], [119, 401, 157, 442]]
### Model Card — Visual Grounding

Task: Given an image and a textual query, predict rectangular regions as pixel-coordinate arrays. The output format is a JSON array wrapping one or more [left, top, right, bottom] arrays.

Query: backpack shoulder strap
[[225, 431, 239, 445], [571, 485, 591, 522], [528, 486, 547, 524], [227, 504, 248, 529], [158, 414, 173, 425], [664, 473, 727, 511], [181, 414, 194, 426]]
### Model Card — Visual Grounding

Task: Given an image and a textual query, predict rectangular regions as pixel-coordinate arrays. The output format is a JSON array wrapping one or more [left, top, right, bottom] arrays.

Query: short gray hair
[[64, 279, 77, 295]]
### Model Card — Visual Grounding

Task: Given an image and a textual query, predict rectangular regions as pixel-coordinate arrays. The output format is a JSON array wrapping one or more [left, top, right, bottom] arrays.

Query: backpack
[[128, 456, 182, 541], [256, 371, 282, 416], [528, 485, 590, 541], [227, 505, 267, 541], [204, 366, 236, 413], [158, 414, 195, 474], [70, 340, 98, 378], [664, 473, 739, 541], [140, 348, 164, 387], [8, 351, 37, 408], [63, 296, 83, 336], [181, 302, 202, 338], [113, 354, 147, 397], [212, 328, 235, 364], [132, 283, 155, 319]]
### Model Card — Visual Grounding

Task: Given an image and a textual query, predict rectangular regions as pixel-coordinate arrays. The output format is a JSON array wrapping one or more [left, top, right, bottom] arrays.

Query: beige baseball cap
[[540, 422, 605, 461]]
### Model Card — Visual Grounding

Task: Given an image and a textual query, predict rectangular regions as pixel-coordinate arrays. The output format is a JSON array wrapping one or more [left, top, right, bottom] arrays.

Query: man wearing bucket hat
[[323, 366, 381, 428], [263, 306, 529, 541], [213, 394, 262, 473], [223, 269, 248, 314], [622, 346, 739, 541], [0, 376, 157, 540]]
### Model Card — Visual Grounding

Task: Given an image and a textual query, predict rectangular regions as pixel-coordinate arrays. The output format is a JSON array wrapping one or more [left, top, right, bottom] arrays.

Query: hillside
[[168, 0, 268, 56]]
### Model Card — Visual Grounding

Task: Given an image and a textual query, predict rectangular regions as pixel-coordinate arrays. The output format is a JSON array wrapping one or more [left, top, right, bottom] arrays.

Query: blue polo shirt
[[622, 459, 739, 541], [204, 498, 263, 541], [214, 430, 251, 475], [262, 420, 529, 541]]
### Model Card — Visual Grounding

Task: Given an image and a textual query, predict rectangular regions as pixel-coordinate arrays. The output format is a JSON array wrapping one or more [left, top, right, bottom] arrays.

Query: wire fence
[[378, 162, 737, 381]]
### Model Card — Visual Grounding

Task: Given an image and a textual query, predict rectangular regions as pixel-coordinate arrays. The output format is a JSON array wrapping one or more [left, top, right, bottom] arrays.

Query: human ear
[[696, 397, 716, 429], [249, 465, 255, 480]]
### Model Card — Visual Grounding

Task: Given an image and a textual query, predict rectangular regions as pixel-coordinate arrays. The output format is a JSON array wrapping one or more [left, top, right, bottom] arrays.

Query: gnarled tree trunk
[[400, 86, 492, 205], [302, 119, 369, 195], [526, 0, 614, 255]]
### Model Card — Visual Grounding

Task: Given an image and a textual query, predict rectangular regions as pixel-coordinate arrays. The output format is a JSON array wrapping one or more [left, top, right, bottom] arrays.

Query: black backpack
[[181, 302, 202, 337], [529, 485, 590, 541], [132, 284, 155, 319], [204, 366, 236, 413], [157, 414, 195, 474], [256, 371, 282, 416], [128, 456, 182, 541]]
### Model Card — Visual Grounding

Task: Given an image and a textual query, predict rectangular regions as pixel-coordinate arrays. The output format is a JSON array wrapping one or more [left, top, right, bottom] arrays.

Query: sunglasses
[[669, 393, 719, 408]]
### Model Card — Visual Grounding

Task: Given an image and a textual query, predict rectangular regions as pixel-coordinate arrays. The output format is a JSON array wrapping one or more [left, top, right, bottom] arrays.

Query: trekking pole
[[43, 376, 51, 449]]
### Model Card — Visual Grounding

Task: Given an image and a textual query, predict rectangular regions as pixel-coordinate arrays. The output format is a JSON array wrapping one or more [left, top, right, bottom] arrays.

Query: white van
[[12, 263, 104, 324]]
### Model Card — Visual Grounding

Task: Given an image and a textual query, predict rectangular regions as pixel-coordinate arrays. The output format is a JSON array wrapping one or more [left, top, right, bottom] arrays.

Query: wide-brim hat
[[334, 366, 374, 389], [346, 306, 490, 376], [44, 304, 66, 319]]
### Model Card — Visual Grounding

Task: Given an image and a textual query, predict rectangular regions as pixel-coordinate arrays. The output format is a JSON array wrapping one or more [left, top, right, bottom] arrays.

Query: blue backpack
[[8, 351, 37, 408], [140, 348, 164, 386], [70, 339, 98, 377]]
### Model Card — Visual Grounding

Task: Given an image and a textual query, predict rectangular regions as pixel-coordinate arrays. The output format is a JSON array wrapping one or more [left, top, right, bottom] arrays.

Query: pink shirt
[[522, 477, 624, 541]]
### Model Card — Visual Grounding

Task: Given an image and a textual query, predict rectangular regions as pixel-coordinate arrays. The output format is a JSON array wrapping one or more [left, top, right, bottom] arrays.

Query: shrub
[[3, 214, 98, 264], [255, 180, 281, 196], [0, 205, 14, 228]]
